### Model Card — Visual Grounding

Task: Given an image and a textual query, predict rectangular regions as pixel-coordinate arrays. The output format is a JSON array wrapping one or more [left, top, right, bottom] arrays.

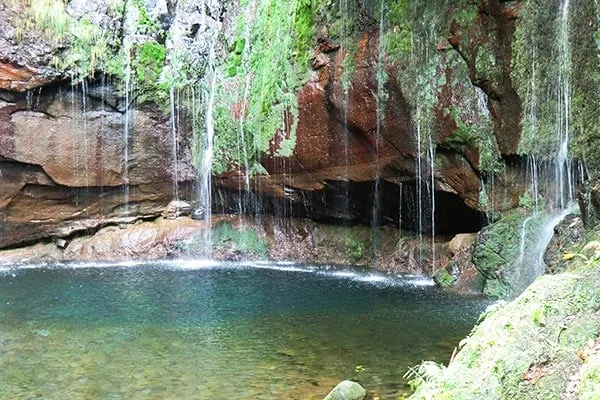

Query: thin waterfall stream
[[170, 86, 179, 201]]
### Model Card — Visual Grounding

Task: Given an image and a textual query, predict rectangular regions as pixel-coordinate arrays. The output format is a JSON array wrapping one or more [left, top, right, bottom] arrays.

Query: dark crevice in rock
[[0, 159, 58, 183], [0, 90, 19, 103], [212, 178, 487, 236]]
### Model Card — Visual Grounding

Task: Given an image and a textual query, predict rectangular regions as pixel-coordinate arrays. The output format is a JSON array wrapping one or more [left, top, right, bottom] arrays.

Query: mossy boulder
[[579, 343, 600, 400], [473, 210, 550, 298], [409, 257, 600, 400], [472, 211, 526, 297]]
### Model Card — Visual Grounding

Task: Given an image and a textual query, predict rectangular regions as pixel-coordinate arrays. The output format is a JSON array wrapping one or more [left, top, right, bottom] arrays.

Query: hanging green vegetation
[[511, 0, 562, 157], [131, 40, 168, 104], [15, 0, 124, 81], [125, 0, 170, 105], [381, 0, 412, 59], [210, 0, 327, 173], [513, 0, 600, 171], [18, 0, 170, 105]]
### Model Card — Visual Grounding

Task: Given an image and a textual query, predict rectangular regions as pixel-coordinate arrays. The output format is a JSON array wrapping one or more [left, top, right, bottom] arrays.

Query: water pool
[[0, 261, 488, 399]]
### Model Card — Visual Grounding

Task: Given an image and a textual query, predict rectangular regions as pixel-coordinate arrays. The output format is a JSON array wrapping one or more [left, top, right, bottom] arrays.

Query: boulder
[[448, 233, 478, 256], [64, 218, 210, 261], [163, 200, 194, 219], [323, 380, 366, 400]]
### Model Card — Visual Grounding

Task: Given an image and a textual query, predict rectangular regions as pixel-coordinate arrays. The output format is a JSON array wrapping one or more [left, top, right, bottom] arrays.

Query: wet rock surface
[[0, 85, 196, 249], [0, 0, 556, 255], [544, 214, 586, 274], [0, 215, 482, 290]]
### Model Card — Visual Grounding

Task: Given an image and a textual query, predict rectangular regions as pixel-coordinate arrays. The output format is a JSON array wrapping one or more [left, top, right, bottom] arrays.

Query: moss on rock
[[433, 268, 456, 288], [210, 0, 332, 172], [409, 249, 600, 400], [177, 221, 269, 259], [580, 345, 600, 400], [472, 211, 526, 297]]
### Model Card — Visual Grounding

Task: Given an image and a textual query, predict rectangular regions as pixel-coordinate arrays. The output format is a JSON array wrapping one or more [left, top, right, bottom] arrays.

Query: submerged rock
[[323, 380, 366, 400]]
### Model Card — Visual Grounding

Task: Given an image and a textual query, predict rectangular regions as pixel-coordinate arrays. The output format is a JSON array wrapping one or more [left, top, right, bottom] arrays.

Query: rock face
[[0, 0, 223, 250], [0, 86, 195, 249], [448, 0, 523, 155], [0, 63, 60, 92], [544, 214, 585, 274], [0, 215, 480, 288], [64, 218, 209, 261], [214, 1, 533, 230], [0, 0, 587, 254]]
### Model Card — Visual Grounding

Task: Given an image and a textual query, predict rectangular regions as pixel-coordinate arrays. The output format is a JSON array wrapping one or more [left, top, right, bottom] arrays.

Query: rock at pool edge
[[323, 380, 366, 400]]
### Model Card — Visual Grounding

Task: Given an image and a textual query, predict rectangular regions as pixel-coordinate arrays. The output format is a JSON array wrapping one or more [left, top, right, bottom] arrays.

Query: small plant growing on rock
[[433, 268, 455, 288], [212, 222, 269, 258], [345, 237, 365, 262]]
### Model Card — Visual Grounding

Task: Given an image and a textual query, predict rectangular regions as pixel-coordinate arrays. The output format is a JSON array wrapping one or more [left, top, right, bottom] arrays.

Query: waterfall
[[527, 44, 541, 205], [516, 216, 532, 267], [370, 0, 386, 261], [428, 135, 436, 270], [81, 80, 90, 219], [122, 43, 133, 215], [398, 182, 403, 238], [237, 0, 255, 216], [410, 11, 440, 270], [507, 0, 577, 296], [509, 205, 575, 297], [555, 0, 573, 208], [527, 155, 540, 210], [415, 108, 423, 259], [340, 0, 351, 222], [170, 86, 180, 201], [193, 43, 218, 255]]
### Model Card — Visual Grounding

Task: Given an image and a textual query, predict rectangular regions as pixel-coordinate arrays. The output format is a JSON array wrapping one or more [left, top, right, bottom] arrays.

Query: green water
[[0, 261, 489, 399]]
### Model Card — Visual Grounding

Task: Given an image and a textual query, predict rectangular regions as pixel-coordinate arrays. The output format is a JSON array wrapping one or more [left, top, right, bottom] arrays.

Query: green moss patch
[[177, 222, 269, 259], [211, 222, 269, 258], [15, 0, 125, 81], [210, 0, 331, 173], [473, 211, 525, 297], [409, 254, 600, 400], [580, 344, 600, 400]]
